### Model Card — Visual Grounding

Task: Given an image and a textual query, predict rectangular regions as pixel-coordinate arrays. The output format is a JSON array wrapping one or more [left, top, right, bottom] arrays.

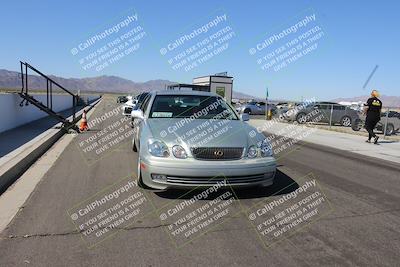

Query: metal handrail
[[20, 61, 78, 121]]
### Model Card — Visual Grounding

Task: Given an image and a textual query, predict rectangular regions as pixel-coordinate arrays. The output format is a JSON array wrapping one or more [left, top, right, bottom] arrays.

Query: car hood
[[146, 118, 258, 148]]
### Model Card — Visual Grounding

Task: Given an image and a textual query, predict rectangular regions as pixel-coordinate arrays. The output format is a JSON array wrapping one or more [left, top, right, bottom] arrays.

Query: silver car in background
[[285, 101, 360, 126], [353, 111, 400, 136], [236, 101, 277, 115], [131, 91, 276, 190]]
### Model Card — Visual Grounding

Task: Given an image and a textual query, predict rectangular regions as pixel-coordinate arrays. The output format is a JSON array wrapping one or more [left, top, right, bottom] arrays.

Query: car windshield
[[149, 95, 238, 120]]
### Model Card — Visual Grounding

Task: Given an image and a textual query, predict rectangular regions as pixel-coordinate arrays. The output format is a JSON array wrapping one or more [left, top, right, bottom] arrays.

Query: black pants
[[365, 117, 379, 140]]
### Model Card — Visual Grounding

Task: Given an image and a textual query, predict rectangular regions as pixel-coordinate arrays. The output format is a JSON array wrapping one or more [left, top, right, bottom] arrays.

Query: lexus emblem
[[214, 150, 224, 157]]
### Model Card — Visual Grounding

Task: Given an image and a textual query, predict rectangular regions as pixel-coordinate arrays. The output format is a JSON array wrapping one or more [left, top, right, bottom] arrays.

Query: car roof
[[317, 101, 339, 105], [153, 90, 218, 97]]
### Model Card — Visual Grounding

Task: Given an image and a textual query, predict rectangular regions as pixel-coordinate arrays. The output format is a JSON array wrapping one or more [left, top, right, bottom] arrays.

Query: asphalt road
[[1, 98, 399, 266]]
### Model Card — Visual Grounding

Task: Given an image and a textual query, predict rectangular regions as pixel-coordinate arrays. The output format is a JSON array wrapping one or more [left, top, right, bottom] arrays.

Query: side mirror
[[240, 113, 250, 122], [131, 109, 144, 120]]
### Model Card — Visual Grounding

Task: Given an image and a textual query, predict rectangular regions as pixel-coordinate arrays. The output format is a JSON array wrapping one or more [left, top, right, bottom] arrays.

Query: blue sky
[[1, 0, 399, 100]]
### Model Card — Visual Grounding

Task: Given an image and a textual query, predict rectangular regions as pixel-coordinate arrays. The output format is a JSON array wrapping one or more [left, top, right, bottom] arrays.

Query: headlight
[[247, 145, 258, 158], [148, 139, 169, 157], [172, 145, 187, 159], [260, 139, 273, 157]]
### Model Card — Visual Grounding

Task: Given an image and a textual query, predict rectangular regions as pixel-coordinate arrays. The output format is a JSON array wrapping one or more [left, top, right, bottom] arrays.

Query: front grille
[[191, 147, 243, 160], [166, 173, 271, 185]]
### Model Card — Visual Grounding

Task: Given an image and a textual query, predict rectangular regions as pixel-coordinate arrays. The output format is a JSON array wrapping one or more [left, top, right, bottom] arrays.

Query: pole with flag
[[265, 86, 269, 120]]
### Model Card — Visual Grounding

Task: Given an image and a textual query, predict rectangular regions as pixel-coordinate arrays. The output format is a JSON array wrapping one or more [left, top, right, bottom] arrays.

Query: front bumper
[[140, 156, 277, 190]]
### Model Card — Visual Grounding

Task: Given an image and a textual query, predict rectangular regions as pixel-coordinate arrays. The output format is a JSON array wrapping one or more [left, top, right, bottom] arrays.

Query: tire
[[244, 108, 251, 115], [296, 113, 307, 124], [351, 118, 362, 131], [384, 124, 394, 136], [132, 138, 137, 152], [340, 116, 352, 127]]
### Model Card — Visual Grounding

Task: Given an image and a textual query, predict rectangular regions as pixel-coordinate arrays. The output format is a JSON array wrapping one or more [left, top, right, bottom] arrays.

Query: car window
[[333, 105, 345, 110], [136, 93, 148, 103], [314, 104, 321, 109], [139, 95, 151, 113], [317, 104, 329, 110], [149, 95, 238, 120]]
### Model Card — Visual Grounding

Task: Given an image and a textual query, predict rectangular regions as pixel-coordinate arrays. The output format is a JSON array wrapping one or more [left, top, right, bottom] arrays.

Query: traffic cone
[[79, 110, 88, 131]]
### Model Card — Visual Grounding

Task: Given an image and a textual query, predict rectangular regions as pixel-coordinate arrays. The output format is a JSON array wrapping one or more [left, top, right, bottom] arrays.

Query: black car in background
[[117, 95, 128, 103]]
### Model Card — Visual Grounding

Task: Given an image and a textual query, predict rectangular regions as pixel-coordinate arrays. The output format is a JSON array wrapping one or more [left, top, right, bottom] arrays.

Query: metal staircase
[[18, 61, 81, 132]]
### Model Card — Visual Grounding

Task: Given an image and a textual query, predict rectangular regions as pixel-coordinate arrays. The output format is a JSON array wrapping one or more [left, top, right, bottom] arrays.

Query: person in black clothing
[[364, 90, 382, 144]]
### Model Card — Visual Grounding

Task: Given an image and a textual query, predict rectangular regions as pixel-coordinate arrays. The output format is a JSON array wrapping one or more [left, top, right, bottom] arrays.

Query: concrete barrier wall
[[0, 93, 100, 133], [0, 98, 101, 193]]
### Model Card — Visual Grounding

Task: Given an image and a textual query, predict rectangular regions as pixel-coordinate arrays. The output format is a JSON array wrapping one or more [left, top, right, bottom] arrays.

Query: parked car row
[[126, 90, 276, 190], [275, 99, 399, 135], [118, 94, 149, 116], [352, 111, 400, 136], [284, 101, 360, 127], [116, 95, 129, 103]]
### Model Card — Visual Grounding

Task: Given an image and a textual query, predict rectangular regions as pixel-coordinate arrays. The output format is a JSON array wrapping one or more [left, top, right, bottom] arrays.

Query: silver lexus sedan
[[131, 90, 276, 190]]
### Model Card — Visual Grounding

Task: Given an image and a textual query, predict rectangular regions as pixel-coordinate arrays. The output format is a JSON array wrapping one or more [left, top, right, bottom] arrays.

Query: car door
[[257, 102, 266, 115], [332, 104, 345, 124], [313, 104, 329, 123]]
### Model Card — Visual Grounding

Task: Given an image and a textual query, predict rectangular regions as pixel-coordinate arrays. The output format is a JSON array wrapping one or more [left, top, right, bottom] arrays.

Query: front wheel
[[296, 113, 307, 124], [340, 116, 352, 127], [384, 124, 394, 136], [132, 138, 137, 152], [351, 118, 362, 131]]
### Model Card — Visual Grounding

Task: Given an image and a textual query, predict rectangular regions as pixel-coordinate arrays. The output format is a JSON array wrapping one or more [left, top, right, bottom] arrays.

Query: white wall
[[192, 76, 233, 103], [0, 94, 99, 133]]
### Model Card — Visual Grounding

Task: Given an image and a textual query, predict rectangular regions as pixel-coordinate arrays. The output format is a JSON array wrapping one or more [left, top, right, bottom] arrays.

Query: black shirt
[[365, 97, 382, 120]]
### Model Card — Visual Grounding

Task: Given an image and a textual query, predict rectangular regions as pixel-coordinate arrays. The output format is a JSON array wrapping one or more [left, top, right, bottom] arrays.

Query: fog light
[[151, 174, 167, 182]]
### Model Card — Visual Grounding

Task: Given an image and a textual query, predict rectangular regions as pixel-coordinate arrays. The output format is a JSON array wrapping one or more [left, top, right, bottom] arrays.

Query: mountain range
[[0, 69, 256, 99], [0, 69, 398, 106], [332, 95, 400, 108]]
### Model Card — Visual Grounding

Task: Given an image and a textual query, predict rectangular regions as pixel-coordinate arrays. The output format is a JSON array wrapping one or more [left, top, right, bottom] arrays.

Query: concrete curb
[[0, 98, 102, 193], [249, 119, 400, 164]]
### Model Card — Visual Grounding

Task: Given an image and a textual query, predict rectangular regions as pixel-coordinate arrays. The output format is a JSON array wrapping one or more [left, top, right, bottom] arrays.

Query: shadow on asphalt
[[153, 169, 299, 200], [377, 140, 398, 144]]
